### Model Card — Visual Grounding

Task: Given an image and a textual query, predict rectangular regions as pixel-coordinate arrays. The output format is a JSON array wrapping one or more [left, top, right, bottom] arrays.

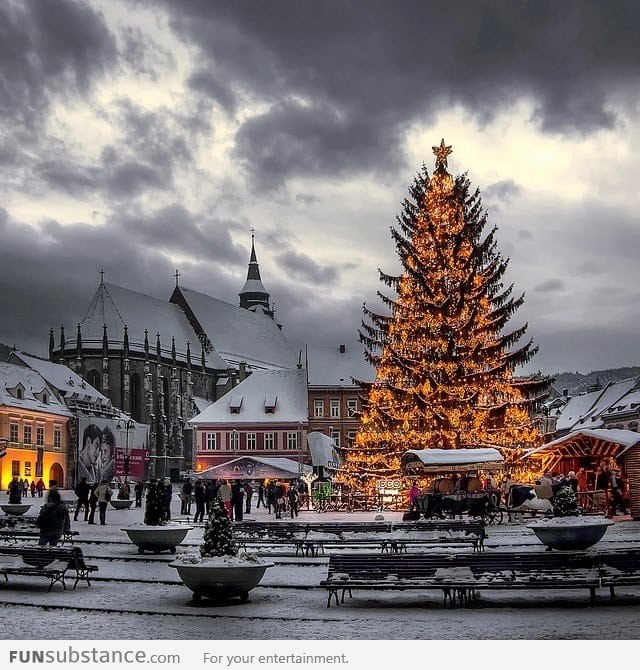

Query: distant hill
[[552, 366, 640, 396]]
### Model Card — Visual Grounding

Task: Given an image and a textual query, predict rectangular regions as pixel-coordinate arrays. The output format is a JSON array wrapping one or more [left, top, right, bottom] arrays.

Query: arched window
[[130, 373, 142, 421], [87, 369, 101, 392]]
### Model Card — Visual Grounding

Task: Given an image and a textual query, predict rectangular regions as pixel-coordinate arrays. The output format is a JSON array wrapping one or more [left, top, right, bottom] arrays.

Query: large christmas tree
[[342, 140, 549, 492]]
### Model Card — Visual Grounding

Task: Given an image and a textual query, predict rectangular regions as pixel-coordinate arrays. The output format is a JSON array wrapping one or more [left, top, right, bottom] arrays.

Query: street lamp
[[117, 417, 135, 484]]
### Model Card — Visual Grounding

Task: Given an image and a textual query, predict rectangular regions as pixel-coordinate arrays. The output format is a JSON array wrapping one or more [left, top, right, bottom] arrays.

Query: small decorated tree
[[553, 485, 580, 517], [144, 479, 167, 526], [200, 497, 237, 557]]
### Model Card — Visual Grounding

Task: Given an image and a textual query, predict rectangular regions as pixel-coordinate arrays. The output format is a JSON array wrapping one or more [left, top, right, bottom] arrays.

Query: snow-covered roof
[[603, 389, 640, 418], [195, 456, 311, 480], [177, 286, 297, 370], [68, 283, 228, 370], [401, 448, 504, 473], [12, 351, 110, 407], [239, 278, 268, 295], [0, 362, 71, 417], [305, 342, 375, 387], [192, 396, 214, 414], [525, 428, 640, 459], [190, 368, 308, 425], [555, 378, 639, 432]]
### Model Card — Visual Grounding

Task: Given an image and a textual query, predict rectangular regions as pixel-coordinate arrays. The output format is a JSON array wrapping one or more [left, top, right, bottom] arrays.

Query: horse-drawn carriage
[[401, 448, 505, 524]]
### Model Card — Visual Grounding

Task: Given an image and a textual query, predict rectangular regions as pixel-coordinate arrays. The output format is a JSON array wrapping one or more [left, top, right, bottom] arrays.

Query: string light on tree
[[341, 140, 550, 493]]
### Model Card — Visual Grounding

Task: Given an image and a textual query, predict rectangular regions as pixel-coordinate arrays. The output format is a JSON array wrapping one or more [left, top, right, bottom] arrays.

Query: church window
[[87, 369, 101, 391], [330, 399, 340, 418], [16, 387, 24, 400], [205, 433, 218, 450], [247, 433, 257, 450], [36, 426, 44, 446], [264, 433, 274, 450], [23, 425, 32, 445], [286, 432, 298, 450], [314, 399, 324, 417], [10, 423, 18, 443]]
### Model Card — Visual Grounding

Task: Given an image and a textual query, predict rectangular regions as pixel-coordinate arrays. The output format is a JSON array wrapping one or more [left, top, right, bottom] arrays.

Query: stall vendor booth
[[195, 455, 312, 481], [523, 428, 640, 518]]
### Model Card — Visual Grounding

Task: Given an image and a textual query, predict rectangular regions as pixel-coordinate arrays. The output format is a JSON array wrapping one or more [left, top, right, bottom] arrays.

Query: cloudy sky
[[2, 0, 640, 375]]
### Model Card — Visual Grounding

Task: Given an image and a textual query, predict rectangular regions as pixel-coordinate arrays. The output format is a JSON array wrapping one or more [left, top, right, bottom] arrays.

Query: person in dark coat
[[256, 483, 265, 508], [7, 477, 22, 504], [230, 482, 244, 522], [181, 479, 193, 515], [287, 485, 300, 518], [163, 479, 173, 521], [274, 483, 285, 519], [205, 481, 217, 514], [87, 482, 99, 524], [37, 488, 70, 546], [266, 482, 276, 514], [244, 482, 254, 514], [73, 476, 91, 521], [193, 481, 206, 523], [134, 481, 144, 507]]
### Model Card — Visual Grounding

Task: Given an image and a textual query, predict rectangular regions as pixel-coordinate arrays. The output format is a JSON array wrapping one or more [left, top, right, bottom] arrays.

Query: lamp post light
[[117, 418, 135, 485]]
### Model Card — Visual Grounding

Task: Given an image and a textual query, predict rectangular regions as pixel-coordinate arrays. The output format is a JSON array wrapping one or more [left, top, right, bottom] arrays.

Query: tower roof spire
[[239, 229, 274, 319]]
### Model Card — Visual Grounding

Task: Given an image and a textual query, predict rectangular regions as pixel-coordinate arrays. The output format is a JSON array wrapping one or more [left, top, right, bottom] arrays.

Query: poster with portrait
[[77, 417, 150, 484]]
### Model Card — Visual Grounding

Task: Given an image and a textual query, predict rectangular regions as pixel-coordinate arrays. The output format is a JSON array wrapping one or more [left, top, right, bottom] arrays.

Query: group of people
[[6, 477, 45, 501]]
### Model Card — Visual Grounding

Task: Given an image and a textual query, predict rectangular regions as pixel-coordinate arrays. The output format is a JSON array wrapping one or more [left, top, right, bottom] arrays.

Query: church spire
[[239, 229, 274, 319]]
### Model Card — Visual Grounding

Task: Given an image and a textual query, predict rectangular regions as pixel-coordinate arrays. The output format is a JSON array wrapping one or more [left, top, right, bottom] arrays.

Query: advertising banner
[[77, 417, 150, 484]]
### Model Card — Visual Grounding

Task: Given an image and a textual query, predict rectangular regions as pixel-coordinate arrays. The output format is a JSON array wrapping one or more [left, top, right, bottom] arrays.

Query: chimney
[[339, 344, 346, 354], [239, 362, 247, 381]]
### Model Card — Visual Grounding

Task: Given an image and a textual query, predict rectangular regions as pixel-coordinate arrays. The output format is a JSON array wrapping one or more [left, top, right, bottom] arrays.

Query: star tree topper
[[432, 138, 452, 170]]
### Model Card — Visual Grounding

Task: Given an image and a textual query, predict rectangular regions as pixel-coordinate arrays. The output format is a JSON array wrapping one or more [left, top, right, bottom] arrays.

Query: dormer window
[[264, 395, 277, 413], [229, 395, 243, 414], [42, 393, 48, 404], [16, 387, 24, 400]]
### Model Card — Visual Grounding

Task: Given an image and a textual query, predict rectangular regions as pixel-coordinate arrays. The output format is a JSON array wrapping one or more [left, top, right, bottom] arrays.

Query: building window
[[53, 427, 62, 450], [11, 460, 20, 476], [314, 399, 324, 418], [230, 431, 240, 451], [286, 432, 298, 450], [24, 462, 32, 477], [23, 425, 32, 445], [330, 399, 340, 418], [247, 433, 257, 450], [264, 433, 275, 450], [331, 429, 341, 447], [16, 387, 24, 400], [205, 433, 217, 451], [10, 423, 18, 443], [36, 426, 44, 447], [347, 430, 357, 445], [347, 398, 358, 416]]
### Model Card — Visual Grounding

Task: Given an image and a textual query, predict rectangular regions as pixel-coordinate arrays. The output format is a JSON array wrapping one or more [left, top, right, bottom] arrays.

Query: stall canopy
[[307, 431, 341, 470], [194, 456, 312, 481], [401, 448, 504, 475], [522, 428, 640, 471]]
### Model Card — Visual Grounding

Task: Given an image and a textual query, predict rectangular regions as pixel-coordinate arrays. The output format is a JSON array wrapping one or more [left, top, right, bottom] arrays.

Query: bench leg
[[48, 573, 66, 592], [341, 588, 351, 604], [609, 585, 615, 601], [589, 586, 596, 605], [73, 569, 92, 589], [326, 588, 340, 608]]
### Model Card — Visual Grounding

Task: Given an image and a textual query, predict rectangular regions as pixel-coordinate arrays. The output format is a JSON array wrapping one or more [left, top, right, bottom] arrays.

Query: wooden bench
[[0, 545, 98, 591], [596, 550, 640, 600], [320, 552, 604, 608], [0, 529, 79, 545]]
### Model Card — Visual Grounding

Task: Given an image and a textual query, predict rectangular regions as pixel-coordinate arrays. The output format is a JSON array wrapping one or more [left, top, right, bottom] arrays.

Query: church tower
[[239, 230, 274, 319]]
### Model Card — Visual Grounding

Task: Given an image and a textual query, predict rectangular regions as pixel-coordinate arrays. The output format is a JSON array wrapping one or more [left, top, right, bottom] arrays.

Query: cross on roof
[[174, 269, 180, 286], [99, 269, 105, 283]]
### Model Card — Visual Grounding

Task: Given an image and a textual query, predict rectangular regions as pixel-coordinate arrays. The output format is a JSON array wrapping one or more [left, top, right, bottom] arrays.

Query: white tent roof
[[195, 456, 311, 480], [401, 448, 504, 473], [524, 428, 640, 459]]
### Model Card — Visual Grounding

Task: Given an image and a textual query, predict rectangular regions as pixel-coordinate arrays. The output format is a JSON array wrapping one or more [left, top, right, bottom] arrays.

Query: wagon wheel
[[485, 507, 503, 525]]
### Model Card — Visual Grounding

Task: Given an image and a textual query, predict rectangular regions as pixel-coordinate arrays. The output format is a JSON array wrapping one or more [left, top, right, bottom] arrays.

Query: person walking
[[94, 479, 112, 525], [266, 482, 276, 515], [287, 485, 300, 518], [274, 482, 285, 519], [30, 480, 36, 498], [36, 488, 71, 546], [244, 482, 253, 514], [163, 479, 173, 521], [134, 481, 144, 507], [193, 481, 206, 523], [73, 476, 91, 521], [87, 482, 99, 524], [36, 478, 45, 497], [181, 479, 193, 515], [205, 480, 216, 514], [231, 481, 244, 522], [7, 477, 22, 504], [256, 482, 265, 509]]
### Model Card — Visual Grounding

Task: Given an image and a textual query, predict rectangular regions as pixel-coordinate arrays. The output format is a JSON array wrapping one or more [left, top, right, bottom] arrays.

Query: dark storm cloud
[[120, 25, 175, 81], [0, 0, 117, 134], [276, 249, 339, 285], [187, 70, 237, 115], [483, 179, 522, 202], [151, 0, 640, 188], [534, 278, 565, 293]]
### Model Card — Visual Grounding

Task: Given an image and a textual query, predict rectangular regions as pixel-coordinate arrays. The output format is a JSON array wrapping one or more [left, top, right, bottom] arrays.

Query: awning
[[523, 428, 640, 462], [401, 448, 504, 475], [307, 431, 341, 470], [195, 456, 312, 481]]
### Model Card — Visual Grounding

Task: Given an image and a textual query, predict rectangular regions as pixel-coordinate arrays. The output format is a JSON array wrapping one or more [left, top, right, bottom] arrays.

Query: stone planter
[[122, 524, 193, 554], [527, 516, 614, 550], [169, 558, 274, 602], [1, 504, 32, 516], [110, 499, 134, 510]]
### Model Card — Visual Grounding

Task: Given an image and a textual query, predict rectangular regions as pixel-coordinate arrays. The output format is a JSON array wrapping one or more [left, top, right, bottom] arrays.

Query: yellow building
[[0, 362, 71, 490]]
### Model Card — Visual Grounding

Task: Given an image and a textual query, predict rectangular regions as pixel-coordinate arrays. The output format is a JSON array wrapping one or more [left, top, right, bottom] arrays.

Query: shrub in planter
[[553, 485, 581, 517], [144, 479, 168, 526]]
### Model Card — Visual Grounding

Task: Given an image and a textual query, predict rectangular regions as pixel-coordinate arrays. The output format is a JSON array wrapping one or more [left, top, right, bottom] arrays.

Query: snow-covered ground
[[2, 493, 640, 640]]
